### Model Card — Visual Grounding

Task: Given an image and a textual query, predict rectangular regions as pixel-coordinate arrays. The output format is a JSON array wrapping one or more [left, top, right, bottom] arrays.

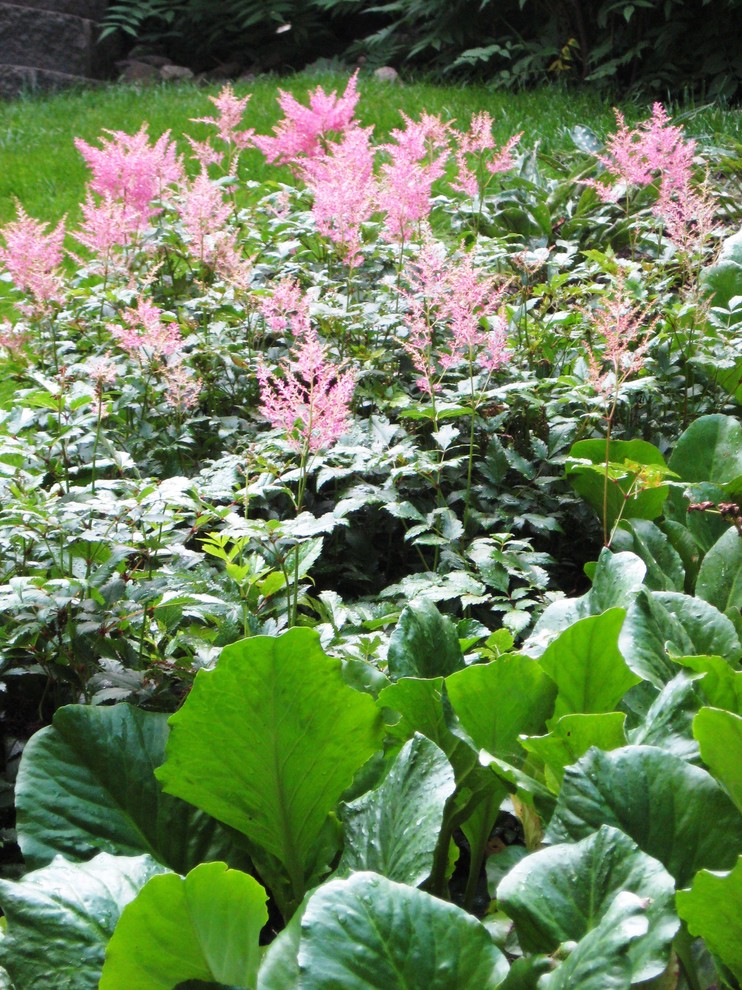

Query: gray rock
[[373, 66, 400, 83], [0, 4, 95, 76], [119, 60, 160, 83], [159, 64, 195, 81]]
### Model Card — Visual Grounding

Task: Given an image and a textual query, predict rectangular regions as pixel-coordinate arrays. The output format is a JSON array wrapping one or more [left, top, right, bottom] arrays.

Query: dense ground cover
[[0, 74, 741, 988]]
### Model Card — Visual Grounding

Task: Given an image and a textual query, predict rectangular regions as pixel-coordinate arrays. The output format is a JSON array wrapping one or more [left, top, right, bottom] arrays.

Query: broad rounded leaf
[[338, 734, 456, 886], [0, 853, 167, 990], [100, 862, 268, 990], [546, 745, 742, 887], [297, 872, 509, 989], [694, 707, 742, 813], [628, 673, 701, 761], [674, 654, 742, 714], [538, 609, 638, 720], [566, 438, 672, 530], [676, 855, 742, 982], [446, 654, 557, 762], [497, 825, 678, 982], [668, 414, 742, 485], [16, 704, 248, 873], [620, 589, 741, 688], [157, 629, 383, 908], [387, 599, 465, 679], [520, 712, 627, 791], [612, 519, 685, 592], [538, 891, 651, 990], [696, 526, 742, 613]]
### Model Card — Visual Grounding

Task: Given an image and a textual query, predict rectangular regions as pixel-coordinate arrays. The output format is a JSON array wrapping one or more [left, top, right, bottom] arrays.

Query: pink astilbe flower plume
[[253, 71, 361, 168], [0, 204, 65, 312], [378, 112, 452, 242], [257, 330, 355, 454], [74, 192, 145, 266], [163, 360, 202, 411], [75, 125, 184, 223], [401, 241, 509, 394], [179, 172, 233, 262], [301, 124, 377, 268], [192, 84, 254, 150], [260, 277, 310, 340], [452, 112, 522, 198], [109, 299, 183, 364]]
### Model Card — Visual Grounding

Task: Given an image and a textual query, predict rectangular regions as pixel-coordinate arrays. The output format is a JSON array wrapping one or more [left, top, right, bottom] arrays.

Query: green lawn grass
[[1, 73, 740, 227]]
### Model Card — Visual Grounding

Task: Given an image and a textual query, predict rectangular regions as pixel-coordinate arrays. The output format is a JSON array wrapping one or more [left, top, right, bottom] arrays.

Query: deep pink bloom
[[257, 330, 355, 453], [109, 299, 183, 363], [301, 124, 377, 267], [253, 71, 360, 167], [0, 205, 65, 309], [75, 125, 183, 221], [74, 191, 145, 263]]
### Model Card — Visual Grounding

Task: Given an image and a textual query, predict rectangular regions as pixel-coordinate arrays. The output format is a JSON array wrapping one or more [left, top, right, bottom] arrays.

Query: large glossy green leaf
[[497, 825, 678, 982], [0, 853, 167, 990], [612, 520, 685, 591], [446, 654, 557, 762], [157, 629, 383, 911], [537, 891, 652, 990], [566, 438, 673, 530], [520, 712, 627, 791], [256, 901, 303, 990], [525, 550, 646, 656], [628, 672, 702, 761], [546, 745, 742, 886], [696, 526, 742, 613], [694, 707, 742, 813], [669, 414, 742, 485], [100, 862, 268, 990], [297, 872, 509, 989], [387, 599, 465, 679], [15, 704, 248, 873], [538, 609, 638, 721], [619, 589, 741, 688], [337, 734, 455, 886], [674, 654, 742, 714], [676, 856, 742, 983]]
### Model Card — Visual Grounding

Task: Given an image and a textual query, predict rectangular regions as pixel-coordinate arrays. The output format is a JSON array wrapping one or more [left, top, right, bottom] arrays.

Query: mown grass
[[1, 73, 740, 227]]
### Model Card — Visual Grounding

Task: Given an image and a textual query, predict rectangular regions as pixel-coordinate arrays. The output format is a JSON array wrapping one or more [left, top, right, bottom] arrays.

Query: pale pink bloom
[[163, 360, 202, 411], [584, 274, 658, 399], [179, 172, 233, 263], [192, 85, 254, 150], [86, 355, 118, 388], [75, 125, 183, 221], [109, 299, 183, 363], [208, 234, 253, 291], [654, 179, 718, 255], [186, 135, 225, 171], [301, 124, 377, 267], [74, 191, 145, 263], [257, 330, 355, 453], [0, 205, 65, 309], [252, 71, 360, 167], [378, 113, 451, 242], [260, 277, 310, 338], [401, 243, 509, 391], [583, 104, 696, 206], [0, 318, 28, 355], [452, 114, 521, 198]]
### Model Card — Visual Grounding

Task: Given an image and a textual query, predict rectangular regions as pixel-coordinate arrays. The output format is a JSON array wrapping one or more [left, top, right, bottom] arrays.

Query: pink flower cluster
[[257, 331, 355, 454], [74, 126, 183, 259], [253, 72, 361, 167], [402, 241, 509, 395], [452, 112, 522, 198], [109, 299, 183, 364], [0, 205, 65, 313], [259, 278, 311, 339]]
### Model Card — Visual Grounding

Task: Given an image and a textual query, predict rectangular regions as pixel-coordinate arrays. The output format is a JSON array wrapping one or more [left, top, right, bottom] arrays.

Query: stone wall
[[0, 0, 114, 99]]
